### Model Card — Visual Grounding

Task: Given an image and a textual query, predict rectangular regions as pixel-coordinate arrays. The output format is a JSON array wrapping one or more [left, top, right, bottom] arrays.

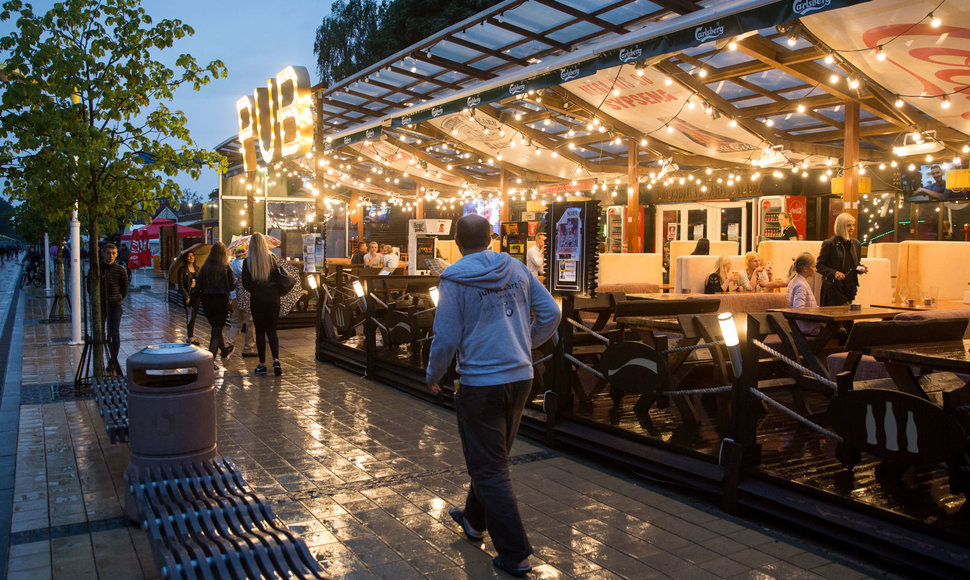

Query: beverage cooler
[[605, 205, 644, 252], [605, 205, 625, 252], [758, 195, 806, 241]]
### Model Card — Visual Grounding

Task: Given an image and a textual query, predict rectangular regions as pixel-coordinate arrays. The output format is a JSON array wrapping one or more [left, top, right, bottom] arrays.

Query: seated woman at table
[[786, 252, 820, 336], [704, 255, 737, 294], [817, 212, 867, 306], [738, 251, 788, 292]]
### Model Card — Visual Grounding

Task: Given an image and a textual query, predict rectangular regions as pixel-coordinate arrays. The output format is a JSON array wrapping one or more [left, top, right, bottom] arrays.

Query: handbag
[[225, 268, 236, 313], [275, 263, 296, 294]]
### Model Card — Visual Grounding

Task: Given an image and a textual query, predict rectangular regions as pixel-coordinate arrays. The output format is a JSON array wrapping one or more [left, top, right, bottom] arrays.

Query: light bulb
[[941, 97, 951, 109], [875, 46, 886, 61], [930, 13, 941, 27], [894, 97, 904, 108]]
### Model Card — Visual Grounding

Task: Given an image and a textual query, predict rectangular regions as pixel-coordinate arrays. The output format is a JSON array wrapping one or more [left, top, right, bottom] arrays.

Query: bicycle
[[19, 262, 43, 289]]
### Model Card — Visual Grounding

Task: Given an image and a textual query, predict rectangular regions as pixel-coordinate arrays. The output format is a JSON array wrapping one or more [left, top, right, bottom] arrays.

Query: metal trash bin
[[122, 343, 217, 521]]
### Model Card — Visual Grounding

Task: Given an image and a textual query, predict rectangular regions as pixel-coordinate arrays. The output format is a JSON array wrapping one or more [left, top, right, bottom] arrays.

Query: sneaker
[[254, 363, 267, 375], [242, 351, 258, 358], [273, 360, 282, 376]]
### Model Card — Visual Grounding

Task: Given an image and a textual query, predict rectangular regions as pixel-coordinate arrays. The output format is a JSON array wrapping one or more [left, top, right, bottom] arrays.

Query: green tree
[[314, 0, 502, 84], [0, 0, 227, 375]]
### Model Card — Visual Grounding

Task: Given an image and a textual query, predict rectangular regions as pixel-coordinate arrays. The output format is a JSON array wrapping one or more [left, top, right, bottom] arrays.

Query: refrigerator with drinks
[[605, 205, 626, 252], [758, 195, 806, 241]]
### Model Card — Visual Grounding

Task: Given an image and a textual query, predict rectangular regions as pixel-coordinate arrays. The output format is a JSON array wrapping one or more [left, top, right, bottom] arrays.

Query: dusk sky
[[2, 0, 335, 200]]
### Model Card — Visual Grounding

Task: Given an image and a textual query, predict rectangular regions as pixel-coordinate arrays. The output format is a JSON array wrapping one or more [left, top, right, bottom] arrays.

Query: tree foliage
[[314, 0, 502, 85], [0, 0, 227, 372]]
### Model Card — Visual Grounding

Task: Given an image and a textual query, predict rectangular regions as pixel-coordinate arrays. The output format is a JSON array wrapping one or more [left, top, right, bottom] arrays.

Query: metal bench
[[129, 457, 324, 579], [91, 375, 129, 443]]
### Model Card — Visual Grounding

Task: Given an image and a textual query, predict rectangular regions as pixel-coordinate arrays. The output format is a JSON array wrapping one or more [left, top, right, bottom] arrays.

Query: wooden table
[[769, 306, 899, 353], [863, 339, 970, 402], [870, 301, 969, 311]]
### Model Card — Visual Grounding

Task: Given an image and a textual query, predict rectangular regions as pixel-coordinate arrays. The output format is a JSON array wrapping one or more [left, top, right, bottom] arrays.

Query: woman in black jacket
[[242, 233, 285, 376], [195, 242, 235, 361], [180, 250, 200, 345], [816, 213, 866, 306]]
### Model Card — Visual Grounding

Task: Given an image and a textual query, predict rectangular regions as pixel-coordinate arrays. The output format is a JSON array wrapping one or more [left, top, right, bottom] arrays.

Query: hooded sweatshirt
[[426, 250, 560, 387]]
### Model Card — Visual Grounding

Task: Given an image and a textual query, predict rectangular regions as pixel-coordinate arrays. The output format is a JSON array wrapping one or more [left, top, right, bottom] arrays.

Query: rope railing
[[662, 340, 723, 355], [566, 318, 611, 345], [748, 388, 843, 442], [565, 353, 604, 380], [532, 353, 552, 366], [753, 339, 837, 391], [663, 385, 732, 396]]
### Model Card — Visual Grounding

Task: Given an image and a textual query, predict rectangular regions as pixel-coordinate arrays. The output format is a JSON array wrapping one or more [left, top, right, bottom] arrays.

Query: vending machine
[[605, 206, 626, 252], [758, 195, 806, 241]]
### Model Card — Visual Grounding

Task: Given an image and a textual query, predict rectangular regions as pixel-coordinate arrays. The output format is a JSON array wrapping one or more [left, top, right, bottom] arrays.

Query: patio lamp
[[718, 312, 743, 377]]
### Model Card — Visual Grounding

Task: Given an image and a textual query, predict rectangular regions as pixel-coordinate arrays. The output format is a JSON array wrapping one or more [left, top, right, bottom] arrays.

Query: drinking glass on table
[[898, 285, 908, 304]]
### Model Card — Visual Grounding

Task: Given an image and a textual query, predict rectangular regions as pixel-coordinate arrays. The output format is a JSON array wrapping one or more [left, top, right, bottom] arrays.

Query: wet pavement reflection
[[0, 269, 908, 579]]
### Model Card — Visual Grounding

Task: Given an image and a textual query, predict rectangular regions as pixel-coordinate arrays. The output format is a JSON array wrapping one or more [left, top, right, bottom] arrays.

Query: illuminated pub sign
[[236, 66, 313, 172]]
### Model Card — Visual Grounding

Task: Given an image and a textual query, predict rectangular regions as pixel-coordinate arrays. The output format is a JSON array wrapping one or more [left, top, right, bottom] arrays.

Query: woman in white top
[[380, 244, 399, 274], [738, 251, 788, 292], [786, 252, 820, 336]]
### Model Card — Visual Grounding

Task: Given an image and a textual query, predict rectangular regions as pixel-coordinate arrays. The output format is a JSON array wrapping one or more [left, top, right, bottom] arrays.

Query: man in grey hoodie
[[427, 214, 560, 576]]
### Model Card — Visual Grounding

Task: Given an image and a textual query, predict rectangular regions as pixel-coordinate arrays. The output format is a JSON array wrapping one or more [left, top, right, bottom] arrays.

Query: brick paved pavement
[[0, 264, 909, 579]]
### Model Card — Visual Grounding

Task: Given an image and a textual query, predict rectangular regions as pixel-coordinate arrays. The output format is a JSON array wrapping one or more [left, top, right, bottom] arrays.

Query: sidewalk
[[1, 270, 908, 579]]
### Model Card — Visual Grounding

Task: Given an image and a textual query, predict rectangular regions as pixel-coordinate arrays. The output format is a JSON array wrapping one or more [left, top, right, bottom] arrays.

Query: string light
[[875, 46, 886, 61], [929, 12, 941, 27]]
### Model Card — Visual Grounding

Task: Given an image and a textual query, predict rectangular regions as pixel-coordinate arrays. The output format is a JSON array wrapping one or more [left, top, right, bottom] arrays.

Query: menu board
[[302, 233, 324, 273]]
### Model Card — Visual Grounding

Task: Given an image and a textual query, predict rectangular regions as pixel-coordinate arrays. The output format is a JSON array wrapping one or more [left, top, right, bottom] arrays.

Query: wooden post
[[626, 140, 640, 252], [500, 168, 510, 222], [416, 186, 424, 219], [843, 101, 860, 225]]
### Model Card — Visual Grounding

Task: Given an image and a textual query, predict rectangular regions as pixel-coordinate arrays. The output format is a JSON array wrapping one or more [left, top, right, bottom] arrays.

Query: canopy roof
[[121, 219, 203, 240], [224, 0, 970, 202]]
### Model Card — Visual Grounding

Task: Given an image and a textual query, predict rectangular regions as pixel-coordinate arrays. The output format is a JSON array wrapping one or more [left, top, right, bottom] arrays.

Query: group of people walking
[[178, 233, 288, 375]]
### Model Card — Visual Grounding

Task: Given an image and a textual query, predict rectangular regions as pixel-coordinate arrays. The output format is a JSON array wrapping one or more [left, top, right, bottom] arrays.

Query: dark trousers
[[456, 379, 533, 563], [104, 305, 122, 365], [200, 294, 228, 355], [251, 295, 280, 363], [184, 300, 198, 340]]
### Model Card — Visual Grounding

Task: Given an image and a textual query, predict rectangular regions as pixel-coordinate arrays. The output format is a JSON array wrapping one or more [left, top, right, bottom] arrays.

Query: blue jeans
[[455, 379, 533, 563]]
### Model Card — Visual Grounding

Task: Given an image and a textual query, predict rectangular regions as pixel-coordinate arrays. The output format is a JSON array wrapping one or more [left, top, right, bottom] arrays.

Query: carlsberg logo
[[365, 129, 375, 139], [793, 0, 830, 15], [695, 23, 725, 42], [619, 47, 642, 62], [432, 106, 444, 117], [467, 95, 481, 107], [509, 82, 526, 95], [402, 116, 413, 126], [560, 66, 580, 82]]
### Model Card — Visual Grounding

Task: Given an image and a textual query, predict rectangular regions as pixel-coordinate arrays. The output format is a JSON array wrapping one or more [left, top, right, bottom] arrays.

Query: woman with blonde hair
[[817, 213, 866, 306], [242, 233, 286, 375], [737, 251, 788, 292], [380, 244, 400, 274], [704, 255, 737, 294]]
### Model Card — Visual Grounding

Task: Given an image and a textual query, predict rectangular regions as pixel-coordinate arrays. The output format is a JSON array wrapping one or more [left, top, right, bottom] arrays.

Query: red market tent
[[120, 219, 202, 240]]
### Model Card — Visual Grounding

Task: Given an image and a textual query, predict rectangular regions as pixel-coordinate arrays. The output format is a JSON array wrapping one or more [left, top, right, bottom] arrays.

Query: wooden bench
[[839, 318, 968, 403]]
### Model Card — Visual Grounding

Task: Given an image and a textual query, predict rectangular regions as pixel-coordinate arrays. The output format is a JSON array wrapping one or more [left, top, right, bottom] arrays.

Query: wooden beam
[[627, 140, 641, 252], [844, 101, 860, 224], [486, 17, 572, 52], [410, 51, 496, 81], [444, 34, 530, 67]]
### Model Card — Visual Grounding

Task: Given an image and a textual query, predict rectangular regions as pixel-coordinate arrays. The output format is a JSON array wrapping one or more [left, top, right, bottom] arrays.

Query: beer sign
[[236, 66, 313, 172]]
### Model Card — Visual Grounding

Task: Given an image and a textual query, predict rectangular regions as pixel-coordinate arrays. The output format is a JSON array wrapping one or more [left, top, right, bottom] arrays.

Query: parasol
[[278, 261, 304, 317], [227, 234, 281, 255], [167, 243, 212, 280]]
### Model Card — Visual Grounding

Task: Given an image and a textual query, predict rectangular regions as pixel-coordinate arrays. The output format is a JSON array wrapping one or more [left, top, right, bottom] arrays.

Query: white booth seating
[[853, 258, 892, 307], [668, 240, 739, 286], [674, 255, 744, 294], [757, 240, 823, 280], [597, 253, 663, 287], [435, 239, 500, 265], [896, 241, 970, 301], [867, 242, 899, 287]]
